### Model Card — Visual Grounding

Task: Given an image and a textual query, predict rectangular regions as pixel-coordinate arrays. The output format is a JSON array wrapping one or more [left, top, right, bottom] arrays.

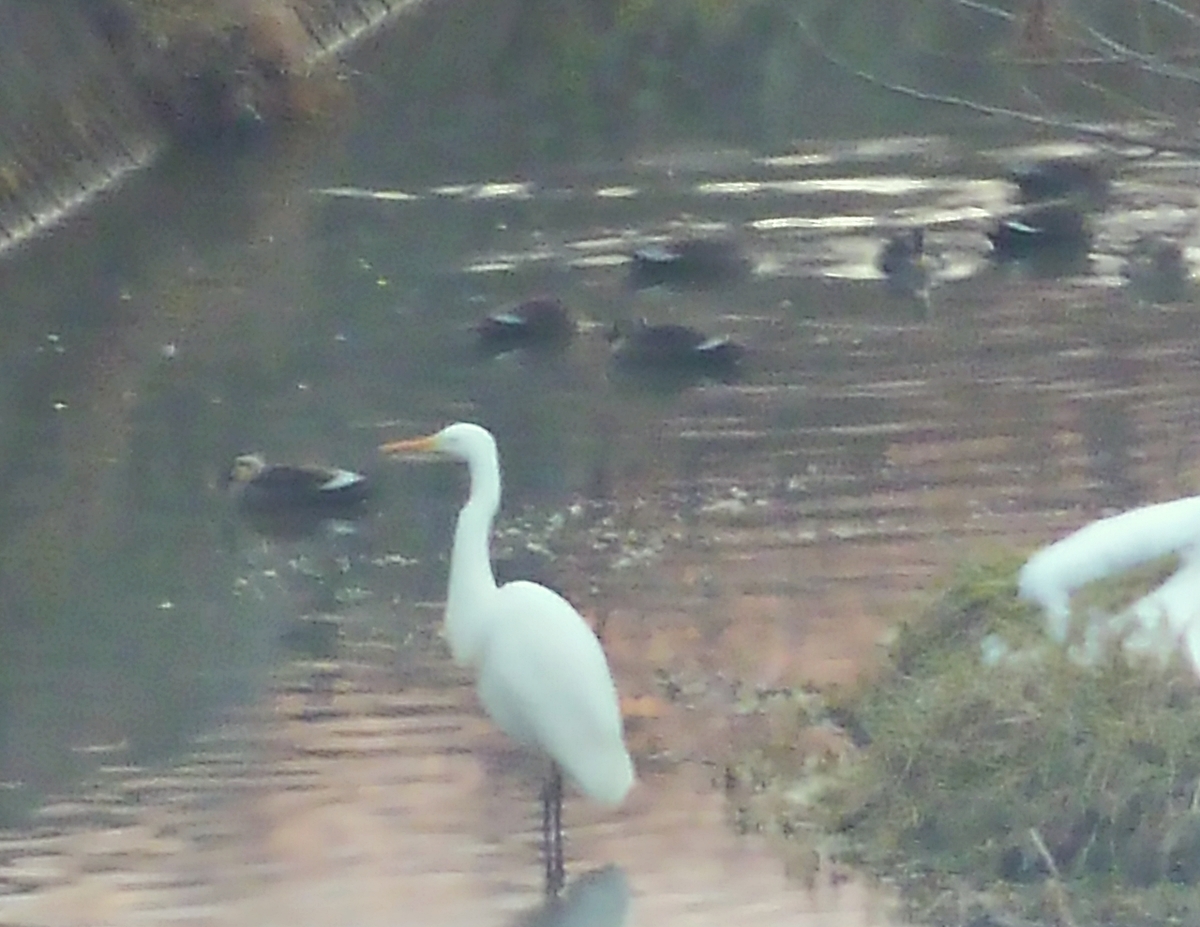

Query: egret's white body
[[1018, 494, 1200, 672], [381, 422, 633, 890], [474, 580, 633, 805]]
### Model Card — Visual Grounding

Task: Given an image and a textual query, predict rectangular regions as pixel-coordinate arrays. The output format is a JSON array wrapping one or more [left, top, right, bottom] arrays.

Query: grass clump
[[730, 556, 1200, 926]]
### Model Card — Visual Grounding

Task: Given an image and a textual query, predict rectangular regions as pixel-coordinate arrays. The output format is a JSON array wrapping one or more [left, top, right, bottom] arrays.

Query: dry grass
[[729, 556, 1200, 927]]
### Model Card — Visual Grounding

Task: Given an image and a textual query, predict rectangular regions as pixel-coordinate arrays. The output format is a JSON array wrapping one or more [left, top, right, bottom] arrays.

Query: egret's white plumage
[[1018, 494, 1200, 671], [380, 422, 634, 890], [475, 580, 632, 805], [1118, 551, 1200, 670]]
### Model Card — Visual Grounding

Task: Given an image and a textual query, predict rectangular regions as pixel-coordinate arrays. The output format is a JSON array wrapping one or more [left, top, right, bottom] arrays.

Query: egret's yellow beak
[[379, 434, 438, 456]]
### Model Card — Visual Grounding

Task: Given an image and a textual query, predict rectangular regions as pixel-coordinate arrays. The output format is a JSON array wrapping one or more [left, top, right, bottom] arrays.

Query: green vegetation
[[729, 557, 1200, 926]]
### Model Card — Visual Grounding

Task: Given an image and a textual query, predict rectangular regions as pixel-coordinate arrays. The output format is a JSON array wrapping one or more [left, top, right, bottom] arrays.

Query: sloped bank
[[727, 556, 1200, 927], [0, 0, 419, 254]]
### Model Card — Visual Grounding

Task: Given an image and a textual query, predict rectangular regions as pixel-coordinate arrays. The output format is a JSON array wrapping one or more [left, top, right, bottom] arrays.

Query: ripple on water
[[0, 646, 901, 926], [10, 133, 1200, 926]]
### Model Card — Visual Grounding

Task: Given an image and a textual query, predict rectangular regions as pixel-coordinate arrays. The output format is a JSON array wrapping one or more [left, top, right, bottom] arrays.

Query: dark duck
[[473, 297, 574, 352], [227, 454, 372, 512], [628, 237, 749, 289], [608, 320, 744, 376], [987, 204, 1091, 261], [877, 228, 929, 296], [1122, 236, 1189, 304], [1010, 156, 1110, 205]]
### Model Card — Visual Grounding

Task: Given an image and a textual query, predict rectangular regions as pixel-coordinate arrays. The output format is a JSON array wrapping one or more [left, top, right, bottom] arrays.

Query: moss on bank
[[729, 557, 1200, 926]]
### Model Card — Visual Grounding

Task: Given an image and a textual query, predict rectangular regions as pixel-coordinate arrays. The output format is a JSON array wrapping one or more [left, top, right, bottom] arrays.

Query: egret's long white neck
[[444, 443, 501, 667]]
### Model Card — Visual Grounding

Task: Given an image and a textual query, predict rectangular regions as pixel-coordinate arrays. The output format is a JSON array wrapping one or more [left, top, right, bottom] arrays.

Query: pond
[[2, 4, 1200, 925]]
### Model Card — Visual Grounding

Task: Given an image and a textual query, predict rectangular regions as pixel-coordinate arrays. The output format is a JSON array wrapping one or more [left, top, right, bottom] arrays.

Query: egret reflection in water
[[514, 865, 630, 927]]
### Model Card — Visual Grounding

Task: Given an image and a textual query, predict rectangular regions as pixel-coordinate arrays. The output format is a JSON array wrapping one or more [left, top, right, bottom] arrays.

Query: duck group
[[987, 155, 1106, 265], [231, 245, 747, 537], [880, 154, 1117, 287]]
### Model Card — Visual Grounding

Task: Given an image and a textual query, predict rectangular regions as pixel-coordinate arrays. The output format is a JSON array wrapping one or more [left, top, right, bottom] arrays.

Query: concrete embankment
[[0, 0, 419, 254]]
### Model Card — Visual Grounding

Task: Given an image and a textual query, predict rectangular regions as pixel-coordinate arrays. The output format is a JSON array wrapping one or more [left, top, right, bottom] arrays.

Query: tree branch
[[793, 9, 1200, 156]]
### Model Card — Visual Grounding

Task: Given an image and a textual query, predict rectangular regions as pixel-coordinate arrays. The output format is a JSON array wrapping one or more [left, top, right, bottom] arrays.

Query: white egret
[[1018, 494, 1200, 673], [380, 423, 634, 894]]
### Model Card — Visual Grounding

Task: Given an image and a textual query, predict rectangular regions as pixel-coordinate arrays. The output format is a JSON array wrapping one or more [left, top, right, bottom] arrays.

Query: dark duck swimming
[[628, 237, 749, 289], [473, 297, 574, 351], [987, 203, 1091, 261], [1010, 156, 1110, 206], [226, 454, 372, 512], [877, 228, 929, 296], [1122, 236, 1189, 304], [608, 320, 744, 376]]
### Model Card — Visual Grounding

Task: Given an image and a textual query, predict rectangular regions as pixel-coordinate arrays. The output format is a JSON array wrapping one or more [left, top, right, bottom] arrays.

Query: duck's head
[[228, 453, 267, 486]]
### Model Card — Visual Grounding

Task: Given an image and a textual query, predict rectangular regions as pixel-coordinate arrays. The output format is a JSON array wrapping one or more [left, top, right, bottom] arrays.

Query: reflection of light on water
[[0, 649, 902, 926], [312, 186, 419, 201], [698, 178, 939, 197]]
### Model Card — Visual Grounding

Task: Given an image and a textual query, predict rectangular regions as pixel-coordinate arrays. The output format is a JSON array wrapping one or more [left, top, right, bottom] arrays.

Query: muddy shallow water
[[4, 35, 1200, 925]]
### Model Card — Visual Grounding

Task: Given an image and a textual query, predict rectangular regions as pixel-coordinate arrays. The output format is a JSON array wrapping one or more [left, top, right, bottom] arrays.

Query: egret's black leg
[[542, 764, 565, 895]]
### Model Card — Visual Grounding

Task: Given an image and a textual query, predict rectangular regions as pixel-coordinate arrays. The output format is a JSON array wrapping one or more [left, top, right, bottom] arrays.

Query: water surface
[[3, 16, 1200, 926]]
